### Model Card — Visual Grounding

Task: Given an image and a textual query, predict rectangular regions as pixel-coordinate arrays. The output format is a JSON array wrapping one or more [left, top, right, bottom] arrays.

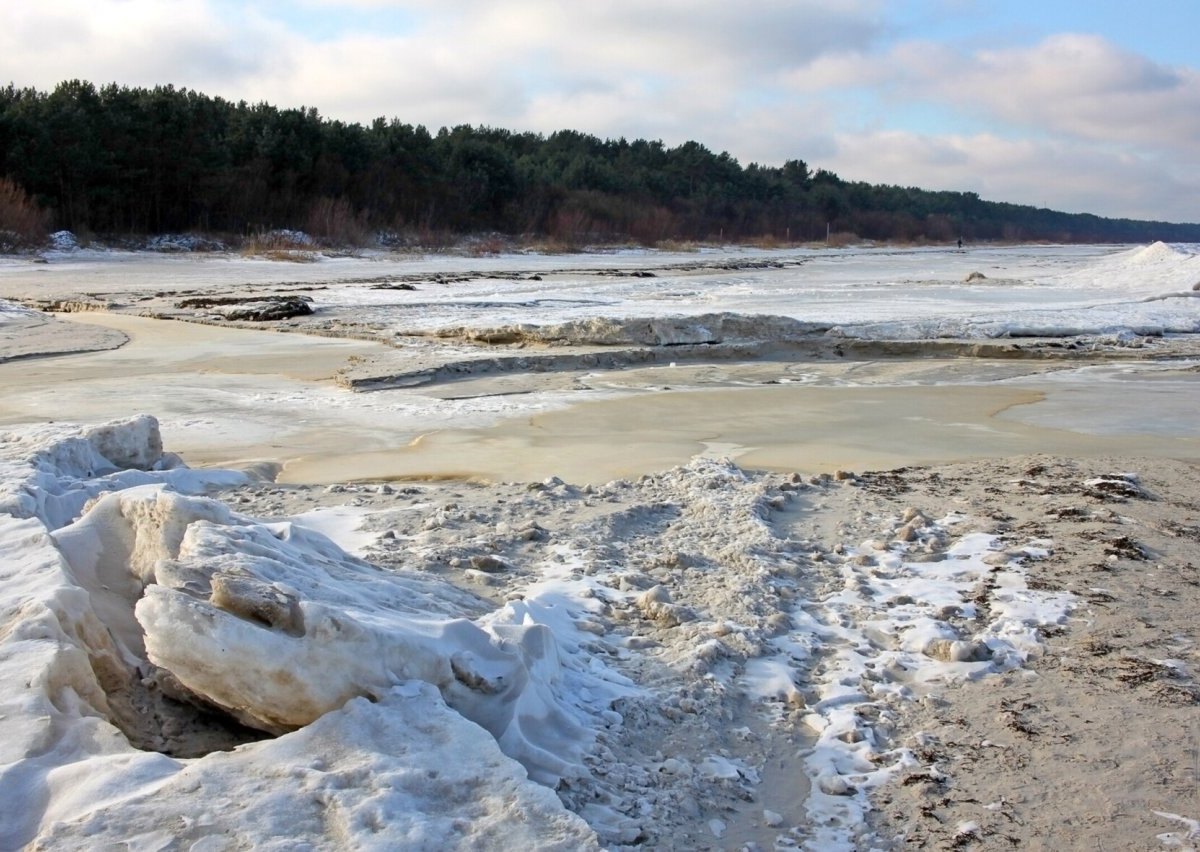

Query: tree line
[[2, 79, 1197, 247]]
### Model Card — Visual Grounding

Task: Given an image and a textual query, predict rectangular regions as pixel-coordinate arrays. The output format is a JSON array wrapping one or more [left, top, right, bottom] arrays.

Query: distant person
[[957, 238, 963, 249]]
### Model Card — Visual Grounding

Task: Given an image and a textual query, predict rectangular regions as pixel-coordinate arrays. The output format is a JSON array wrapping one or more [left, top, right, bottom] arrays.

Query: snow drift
[[0, 417, 599, 849]]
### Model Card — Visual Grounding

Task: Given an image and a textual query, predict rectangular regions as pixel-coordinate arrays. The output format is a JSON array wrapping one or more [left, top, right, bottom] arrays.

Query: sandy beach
[[215, 449, 1200, 850], [1, 244, 1198, 850]]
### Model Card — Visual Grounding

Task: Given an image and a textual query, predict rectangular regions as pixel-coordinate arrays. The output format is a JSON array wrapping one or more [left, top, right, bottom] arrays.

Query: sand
[[858, 455, 1200, 849], [220, 452, 1200, 850]]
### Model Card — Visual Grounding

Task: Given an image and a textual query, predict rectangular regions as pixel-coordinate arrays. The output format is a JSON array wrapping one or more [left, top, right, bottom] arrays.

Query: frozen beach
[[2, 242, 1199, 481], [1, 242, 1199, 850]]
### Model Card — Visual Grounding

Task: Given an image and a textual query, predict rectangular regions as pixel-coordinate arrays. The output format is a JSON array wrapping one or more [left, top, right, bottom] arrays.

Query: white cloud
[[789, 34, 1200, 154], [926, 35, 1200, 153], [822, 130, 1200, 222], [0, 1, 276, 91]]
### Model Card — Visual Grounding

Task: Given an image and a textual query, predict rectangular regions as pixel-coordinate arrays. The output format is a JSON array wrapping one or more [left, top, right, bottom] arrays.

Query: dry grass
[[825, 231, 861, 248], [258, 249, 320, 263], [0, 177, 49, 251], [652, 239, 700, 252], [240, 229, 322, 261], [744, 234, 801, 249]]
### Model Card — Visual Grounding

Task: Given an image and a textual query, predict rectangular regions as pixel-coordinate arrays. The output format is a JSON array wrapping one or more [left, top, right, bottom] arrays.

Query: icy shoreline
[[3, 416, 1152, 850], [2, 242, 1199, 849]]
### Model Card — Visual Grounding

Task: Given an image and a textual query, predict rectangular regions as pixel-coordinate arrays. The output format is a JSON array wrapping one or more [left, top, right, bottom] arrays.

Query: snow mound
[[31, 682, 599, 851], [1124, 240, 1191, 265], [145, 234, 226, 252], [257, 228, 315, 248], [0, 418, 600, 848], [48, 230, 80, 251], [1069, 241, 1199, 296], [0, 415, 245, 529]]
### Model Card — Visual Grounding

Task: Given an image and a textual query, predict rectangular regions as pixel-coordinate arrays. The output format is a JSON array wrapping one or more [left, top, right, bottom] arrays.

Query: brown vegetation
[[0, 176, 48, 250]]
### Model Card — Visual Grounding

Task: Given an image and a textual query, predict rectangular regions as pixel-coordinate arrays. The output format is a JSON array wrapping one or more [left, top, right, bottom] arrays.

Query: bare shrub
[[305, 197, 369, 247], [466, 234, 508, 256], [627, 206, 676, 247], [0, 177, 49, 251], [547, 207, 593, 249], [825, 231, 860, 248], [416, 226, 459, 250]]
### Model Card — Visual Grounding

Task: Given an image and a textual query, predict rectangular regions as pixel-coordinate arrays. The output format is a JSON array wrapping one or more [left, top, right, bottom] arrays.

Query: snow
[[285, 241, 1200, 341], [752, 517, 1076, 847], [287, 505, 377, 556], [48, 230, 80, 251], [6, 242, 1198, 343], [0, 298, 39, 324], [0, 417, 600, 848], [29, 684, 598, 851], [1154, 811, 1200, 849]]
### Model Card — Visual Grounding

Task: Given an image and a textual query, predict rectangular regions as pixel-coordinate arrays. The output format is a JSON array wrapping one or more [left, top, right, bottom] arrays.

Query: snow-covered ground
[[300, 241, 1200, 339], [1, 243, 1199, 849], [3, 241, 1197, 339], [0, 417, 1091, 850]]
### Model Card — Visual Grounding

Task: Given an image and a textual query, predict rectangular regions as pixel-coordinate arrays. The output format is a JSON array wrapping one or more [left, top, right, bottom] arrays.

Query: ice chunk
[[31, 685, 601, 850], [0, 421, 599, 849], [51, 485, 588, 785]]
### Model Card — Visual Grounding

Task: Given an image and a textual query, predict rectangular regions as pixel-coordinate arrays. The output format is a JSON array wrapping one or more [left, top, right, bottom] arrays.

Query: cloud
[[932, 34, 1200, 152], [0, 1, 276, 91], [297, 0, 887, 75], [822, 130, 1200, 222], [774, 31, 1200, 218], [789, 34, 1200, 153]]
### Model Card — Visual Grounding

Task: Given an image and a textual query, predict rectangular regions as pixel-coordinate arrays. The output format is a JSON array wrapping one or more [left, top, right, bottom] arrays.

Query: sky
[[2, 0, 1198, 223]]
